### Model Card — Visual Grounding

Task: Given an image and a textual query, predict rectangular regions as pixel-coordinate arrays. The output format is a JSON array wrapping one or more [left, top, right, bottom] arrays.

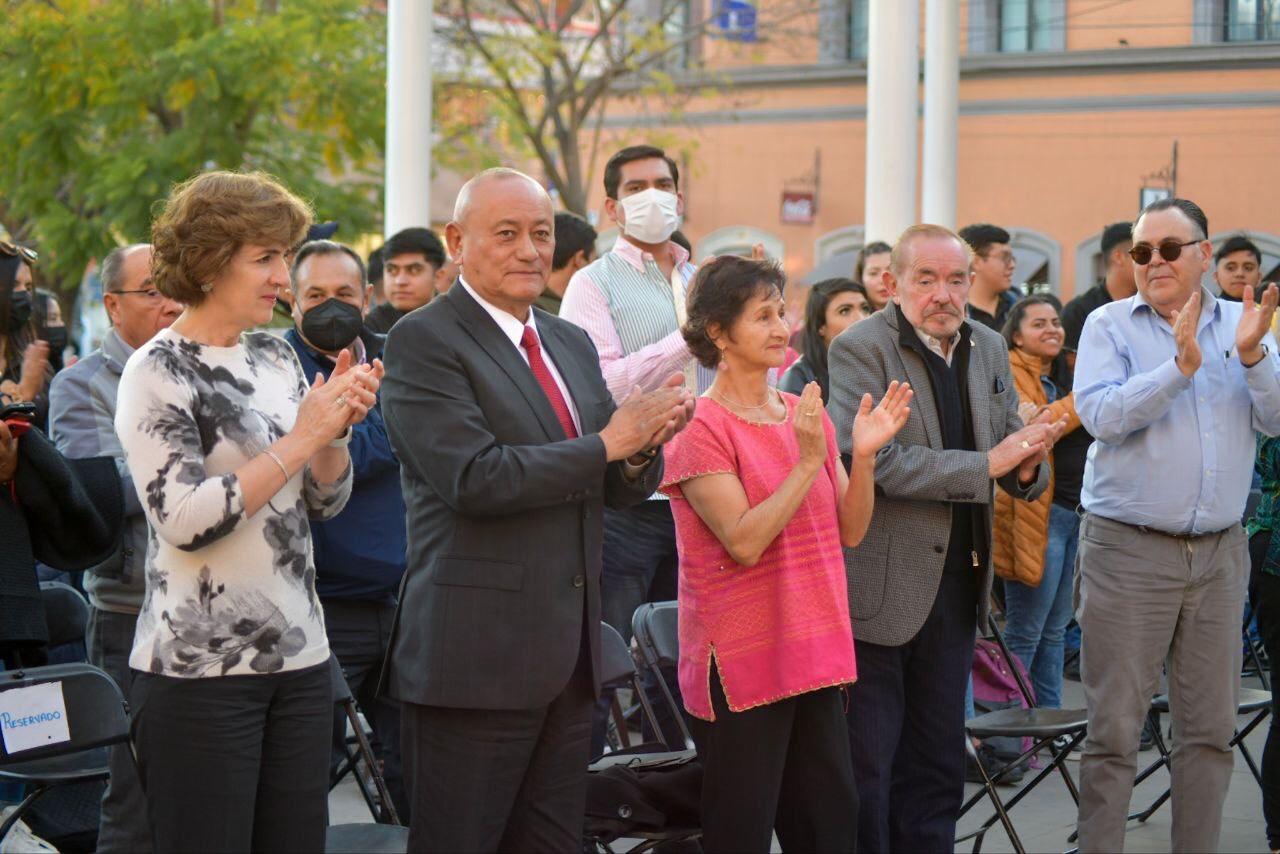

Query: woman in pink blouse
[[662, 256, 911, 853]]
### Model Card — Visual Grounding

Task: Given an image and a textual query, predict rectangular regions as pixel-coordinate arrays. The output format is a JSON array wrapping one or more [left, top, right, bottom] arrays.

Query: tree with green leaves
[[0, 0, 390, 289], [438, 0, 815, 216]]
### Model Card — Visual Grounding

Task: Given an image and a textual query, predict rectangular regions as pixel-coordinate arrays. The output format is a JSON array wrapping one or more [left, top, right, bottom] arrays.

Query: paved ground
[[329, 672, 1274, 853]]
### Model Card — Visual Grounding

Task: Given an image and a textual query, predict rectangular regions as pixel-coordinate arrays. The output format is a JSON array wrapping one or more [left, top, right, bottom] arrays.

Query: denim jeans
[[1002, 503, 1079, 708]]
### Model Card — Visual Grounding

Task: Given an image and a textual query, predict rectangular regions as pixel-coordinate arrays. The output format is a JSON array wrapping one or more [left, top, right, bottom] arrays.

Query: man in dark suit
[[380, 167, 692, 853]]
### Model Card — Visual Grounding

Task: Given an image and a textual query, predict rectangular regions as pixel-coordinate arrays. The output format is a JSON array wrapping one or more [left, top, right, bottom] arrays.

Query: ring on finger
[[336, 395, 348, 407]]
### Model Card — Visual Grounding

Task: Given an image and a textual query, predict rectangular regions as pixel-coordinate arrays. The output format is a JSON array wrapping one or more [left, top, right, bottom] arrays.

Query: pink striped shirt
[[661, 394, 857, 721], [558, 238, 697, 401]]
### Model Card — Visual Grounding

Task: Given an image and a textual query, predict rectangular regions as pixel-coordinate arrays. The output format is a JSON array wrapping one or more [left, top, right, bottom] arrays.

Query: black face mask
[[300, 298, 363, 353], [43, 326, 68, 353], [7, 289, 32, 332]]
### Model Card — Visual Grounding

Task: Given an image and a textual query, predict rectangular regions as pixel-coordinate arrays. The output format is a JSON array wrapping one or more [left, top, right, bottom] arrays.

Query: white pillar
[[384, 0, 433, 238], [922, 0, 959, 228], [864, 0, 920, 244]]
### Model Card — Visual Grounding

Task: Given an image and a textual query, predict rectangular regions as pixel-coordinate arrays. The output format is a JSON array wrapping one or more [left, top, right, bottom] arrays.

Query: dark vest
[[896, 305, 985, 574]]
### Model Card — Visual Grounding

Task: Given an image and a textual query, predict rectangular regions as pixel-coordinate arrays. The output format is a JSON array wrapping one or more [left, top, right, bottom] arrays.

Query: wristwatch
[[1244, 343, 1270, 368]]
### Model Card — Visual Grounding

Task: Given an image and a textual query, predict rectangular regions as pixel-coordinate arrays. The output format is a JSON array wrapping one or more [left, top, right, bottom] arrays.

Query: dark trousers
[[401, 657, 594, 852], [323, 597, 408, 820], [593, 502, 684, 753], [131, 661, 331, 853], [848, 568, 979, 854], [1251, 532, 1280, 850], [86, 607, 150, 853], [690, 666, 859, 854]]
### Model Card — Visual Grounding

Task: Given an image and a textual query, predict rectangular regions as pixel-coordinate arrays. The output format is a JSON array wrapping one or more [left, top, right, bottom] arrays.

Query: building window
[[968, 0, 1064, 54], [1225, 0, 1280, 41], [817, 0, 868, 63], [999, 0, 1055, 52]]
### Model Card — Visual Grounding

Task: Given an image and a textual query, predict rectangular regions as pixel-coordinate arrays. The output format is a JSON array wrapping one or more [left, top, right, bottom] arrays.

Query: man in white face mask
[[560, 144, 704, 753]]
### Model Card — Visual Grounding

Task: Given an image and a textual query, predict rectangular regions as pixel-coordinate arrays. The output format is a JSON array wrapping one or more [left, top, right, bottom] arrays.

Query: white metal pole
[[863, 0, 920, 244], [384, 0, 433, 238], [922, 0, 958, 228]]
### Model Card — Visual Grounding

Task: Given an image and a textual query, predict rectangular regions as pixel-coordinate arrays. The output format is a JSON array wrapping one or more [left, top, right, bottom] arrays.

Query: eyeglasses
[[0, 241, 37, 264], [112, 288, 166, 302], [981, 251, 1016, 267], [1128, 239, 1199, 266]]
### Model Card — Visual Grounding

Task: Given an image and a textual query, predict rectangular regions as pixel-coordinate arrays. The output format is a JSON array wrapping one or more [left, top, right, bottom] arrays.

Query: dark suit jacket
[[380, 284, 662, 711]]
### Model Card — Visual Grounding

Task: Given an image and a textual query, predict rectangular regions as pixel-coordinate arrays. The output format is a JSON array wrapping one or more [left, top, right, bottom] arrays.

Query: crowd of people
[[0, 140, 1277, 854]]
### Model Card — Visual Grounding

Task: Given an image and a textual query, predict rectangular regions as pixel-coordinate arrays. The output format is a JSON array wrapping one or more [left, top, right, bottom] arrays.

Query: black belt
[[1098, 514, 1232, 541]]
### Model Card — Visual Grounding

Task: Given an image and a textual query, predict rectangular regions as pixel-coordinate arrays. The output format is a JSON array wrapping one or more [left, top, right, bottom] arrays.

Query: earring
[[201, 282, 213, 293]]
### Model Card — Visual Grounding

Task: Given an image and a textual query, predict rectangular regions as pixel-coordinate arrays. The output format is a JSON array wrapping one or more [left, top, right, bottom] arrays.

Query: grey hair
[[452, 168, 547, 222], [100, 243, 150, 293]]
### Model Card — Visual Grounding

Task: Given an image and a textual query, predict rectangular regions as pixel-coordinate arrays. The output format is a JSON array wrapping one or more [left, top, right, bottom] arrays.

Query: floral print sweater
[[115, 328, 351, 678]]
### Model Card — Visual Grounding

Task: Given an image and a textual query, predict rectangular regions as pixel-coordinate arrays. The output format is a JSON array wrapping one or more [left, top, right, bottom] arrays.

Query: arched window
[[1007, 227, 1061, 294], [695, 226, 785, 265]]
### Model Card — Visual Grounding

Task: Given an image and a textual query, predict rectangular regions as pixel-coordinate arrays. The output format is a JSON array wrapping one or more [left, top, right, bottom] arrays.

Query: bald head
[[453, 168, 549, 224], [446, 168, 555, 321]]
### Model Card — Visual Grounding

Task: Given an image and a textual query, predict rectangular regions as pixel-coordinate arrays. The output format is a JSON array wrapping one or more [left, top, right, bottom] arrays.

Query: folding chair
[[325, 656, 408, 853], [0, 663, 130, 845], [586, 622, 699, 854], [1125, 687, 1271, 825], [957, 616, 1089, 854], [630, 602, 693, 750]]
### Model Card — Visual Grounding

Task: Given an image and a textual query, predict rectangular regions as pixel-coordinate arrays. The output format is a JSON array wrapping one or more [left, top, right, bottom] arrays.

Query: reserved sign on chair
[[0, 682, 71, 754]]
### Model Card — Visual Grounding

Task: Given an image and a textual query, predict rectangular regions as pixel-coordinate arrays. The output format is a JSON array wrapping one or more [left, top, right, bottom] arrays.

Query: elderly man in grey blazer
[[828, 224, 1062, 853]]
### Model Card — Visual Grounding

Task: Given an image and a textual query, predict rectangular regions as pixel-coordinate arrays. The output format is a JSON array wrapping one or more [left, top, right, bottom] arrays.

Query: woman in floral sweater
[[115, 171, 381, 852]]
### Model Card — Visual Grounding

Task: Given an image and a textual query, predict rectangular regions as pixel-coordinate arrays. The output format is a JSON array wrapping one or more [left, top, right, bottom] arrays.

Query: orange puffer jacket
[[992, 348, 1081, 587]]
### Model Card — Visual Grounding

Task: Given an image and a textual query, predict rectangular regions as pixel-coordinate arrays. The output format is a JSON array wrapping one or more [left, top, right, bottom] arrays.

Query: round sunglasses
[[0, 241, 37, 264], [1128, 239, 1199, 266]]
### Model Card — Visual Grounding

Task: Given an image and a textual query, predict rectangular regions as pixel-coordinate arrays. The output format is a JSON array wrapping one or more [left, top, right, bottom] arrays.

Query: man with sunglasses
[[48, 243, 181, 853], [1073, 197, 1280, 853]]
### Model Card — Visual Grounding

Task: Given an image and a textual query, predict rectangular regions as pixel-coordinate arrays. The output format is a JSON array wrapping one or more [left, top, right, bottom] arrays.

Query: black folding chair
[[325, 656, 408, 853], [957, 616, 1089, 854], [1125, 687, 1271, 825], [630, 602, 693, 750], [0, 663, 131, 845], [586, 622, 699, 854]]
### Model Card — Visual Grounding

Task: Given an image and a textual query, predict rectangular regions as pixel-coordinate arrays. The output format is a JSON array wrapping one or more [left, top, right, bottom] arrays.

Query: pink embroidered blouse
[[660, 393, 857, 721]]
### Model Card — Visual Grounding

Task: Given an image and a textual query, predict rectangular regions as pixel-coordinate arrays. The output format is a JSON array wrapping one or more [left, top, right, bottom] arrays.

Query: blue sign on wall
[[714, 0, 757, 42]]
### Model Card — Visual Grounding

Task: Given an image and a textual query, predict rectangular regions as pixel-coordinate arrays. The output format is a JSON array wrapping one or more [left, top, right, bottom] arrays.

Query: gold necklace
[[712, 386, 776, 411]]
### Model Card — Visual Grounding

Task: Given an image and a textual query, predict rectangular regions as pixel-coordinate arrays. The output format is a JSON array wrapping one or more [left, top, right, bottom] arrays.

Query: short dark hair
[[1001, 294, 1060, 352], [552, 213, 598, 271], [958, 223, 1011, 256], [367, 245, 384, 284], [1100, 222, 1133, 260], [383, 227, 446, 270], [1216, 233, 1262, 265], [290, 239, 366, 292], [670, 230, 692, 254], [1137, 197, 1208, 240], [854, 241, 892, 281], [683, 256, 786, 369], [603, 145, 680, 200], [801, 278, 867, 397]]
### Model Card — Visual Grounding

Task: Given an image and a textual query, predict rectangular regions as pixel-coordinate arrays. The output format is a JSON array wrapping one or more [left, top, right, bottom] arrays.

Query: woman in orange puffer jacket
[[992, 295, 1082, 709]]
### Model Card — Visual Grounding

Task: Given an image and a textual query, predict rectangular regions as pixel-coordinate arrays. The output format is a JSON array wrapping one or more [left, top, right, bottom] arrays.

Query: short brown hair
[[151, 171, 313, 305], [682, 256, 785, 369], [890, 224, 972, 275]]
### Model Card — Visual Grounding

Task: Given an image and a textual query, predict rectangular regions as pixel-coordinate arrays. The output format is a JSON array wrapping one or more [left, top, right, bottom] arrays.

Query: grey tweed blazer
[[827, 307, 1049, 647]]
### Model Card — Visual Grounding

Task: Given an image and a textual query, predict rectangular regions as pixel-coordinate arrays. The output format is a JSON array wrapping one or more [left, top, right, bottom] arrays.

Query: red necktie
[[520, 326, 578, 439]]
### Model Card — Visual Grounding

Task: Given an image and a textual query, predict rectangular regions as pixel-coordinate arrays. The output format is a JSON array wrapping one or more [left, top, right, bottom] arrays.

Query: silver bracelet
[[263, 449, 291, 484]]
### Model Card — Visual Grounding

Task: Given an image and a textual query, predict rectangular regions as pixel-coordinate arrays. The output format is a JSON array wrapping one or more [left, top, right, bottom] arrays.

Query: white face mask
[[619, 188, 681, 245]]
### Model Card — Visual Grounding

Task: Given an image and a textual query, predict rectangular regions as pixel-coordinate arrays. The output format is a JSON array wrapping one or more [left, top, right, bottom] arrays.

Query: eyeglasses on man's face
[[113, 288, 166, 302], [1128, 239, 1199, 266], [980, 251, 1016, 267]]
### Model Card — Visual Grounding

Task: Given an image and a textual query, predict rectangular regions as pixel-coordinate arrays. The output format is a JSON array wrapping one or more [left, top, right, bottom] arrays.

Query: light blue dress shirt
[[1076, 287, 1280, 534]]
